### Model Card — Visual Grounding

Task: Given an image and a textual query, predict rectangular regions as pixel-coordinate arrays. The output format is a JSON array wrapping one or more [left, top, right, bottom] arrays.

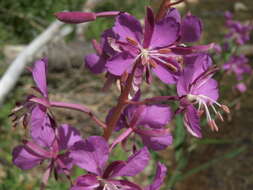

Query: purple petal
[[137, 128, 173, 151], [194, 78, 219, 102], [71, 174, 100, 190], [70, 136, 109, 176], [165, 8, 181, 23], [106, 52, 135, 76], [185, 53, 212, 73], [184, 105, 202, 138], [101, 29, 119, 56], [145, 162, 167, 190], [113, 13, 143, 43], [177, 53, 212, 97], [152, 63, 178, 84], [30, 105, 55, 148], [32, 58, 48, 97], [12, 145, 44, 170], [145, 163, 167, 190], [138, 105, 172, 128], [84, 54, 106, 74], [143, 7, 155, 48], [106, 107, 127, 132], [176, 76, 188, 98], [181, 15, 202, 43], [110, 147, 150, 177], [108, 179, 142, 190], [150, 17, 179, 48], [56, 152, 74, 173], [57, 124, 82, 151]]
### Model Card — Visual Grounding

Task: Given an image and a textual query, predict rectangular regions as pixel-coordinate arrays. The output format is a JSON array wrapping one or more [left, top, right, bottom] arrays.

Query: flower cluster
[[224, 11, 252, 45], [11, 2, 231, 190], [217, 11, 253, 93]]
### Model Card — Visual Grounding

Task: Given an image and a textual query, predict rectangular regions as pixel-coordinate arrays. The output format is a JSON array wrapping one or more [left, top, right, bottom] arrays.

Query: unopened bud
[[55, 12, 96, 24]]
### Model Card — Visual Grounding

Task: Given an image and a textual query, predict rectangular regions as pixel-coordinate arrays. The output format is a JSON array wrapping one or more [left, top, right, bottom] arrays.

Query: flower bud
[[55, 12, 96, 24]]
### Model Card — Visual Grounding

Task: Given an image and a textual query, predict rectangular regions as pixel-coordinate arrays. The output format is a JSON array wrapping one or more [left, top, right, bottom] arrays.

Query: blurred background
[[0, 0, 253, 189]]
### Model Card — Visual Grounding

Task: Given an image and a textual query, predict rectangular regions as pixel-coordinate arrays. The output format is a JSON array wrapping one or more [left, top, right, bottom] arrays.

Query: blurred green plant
[[0, 0, 85, 45]]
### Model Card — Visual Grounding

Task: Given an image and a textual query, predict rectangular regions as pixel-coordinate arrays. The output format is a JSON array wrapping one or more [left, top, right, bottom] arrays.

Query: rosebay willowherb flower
[[10, 59, 52, 128], [107, 91, 173, 151], [223, 55, 252, 81], [70, 136, 150, 190], [10, 1, 236, 189], [224, 11, 253, 45], [176, 53, 230, 137], [85, 7, 207, 88], [13, 124, 82, 185]]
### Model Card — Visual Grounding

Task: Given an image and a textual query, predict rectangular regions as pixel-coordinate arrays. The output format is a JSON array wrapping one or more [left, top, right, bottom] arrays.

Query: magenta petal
[[30, 106, 55, 148], [184, 105, 202, 138], [108, 179, 142, 190], [181, 15, 202, 43], [12, 145, 43, 170], [177, 53, 213, 97], [185, 53, 212, 72], [70, 136, 109, 176], [152, 63, 178, 84], [138, 128, 173, 150], [110, 147, 150, 177], [84, 54, 106, 74], [150, 17, 179, 48], [145, 162, 167, 190], [143, 7, 155, 48], [138, 105, 172, 128], [113, 13, 143, 43], [106, 52, 135, 76], [194, 78, 219, 102], [101, 29, 118, 55], [177, 76, 188, 98], [55, 12, 96, 24], [32, 58, 48, 97], [165, 8, 181, 23], [57, 124, 82, 151], [56, 152, 74, 174], [71, 174, 100, 190]]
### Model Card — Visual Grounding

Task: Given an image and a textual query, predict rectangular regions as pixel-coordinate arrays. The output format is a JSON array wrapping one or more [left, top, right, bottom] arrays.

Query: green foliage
[[0, 0, 85, 45]]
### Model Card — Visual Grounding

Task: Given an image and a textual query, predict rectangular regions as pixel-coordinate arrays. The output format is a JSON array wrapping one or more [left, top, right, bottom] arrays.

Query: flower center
[[140, 48, 150, 59], [102, 181, 119, 190]]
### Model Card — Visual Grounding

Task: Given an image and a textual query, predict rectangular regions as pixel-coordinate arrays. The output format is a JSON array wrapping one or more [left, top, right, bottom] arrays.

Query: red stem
[[155, 0, 185, 21], [103, 60, 140, 141], [125, 95, 178, 105], [50, 101, 106, 129], [155, 0, 171, 22]]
